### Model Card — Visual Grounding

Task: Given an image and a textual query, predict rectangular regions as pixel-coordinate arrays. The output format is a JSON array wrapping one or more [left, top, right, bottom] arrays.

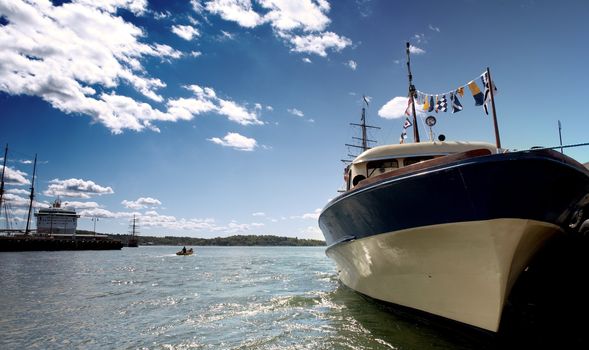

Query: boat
[[127, 215, 139, 247], [35, 198, 80, 235], [176, 248, 193, 256], [318, 44, 589, 332]]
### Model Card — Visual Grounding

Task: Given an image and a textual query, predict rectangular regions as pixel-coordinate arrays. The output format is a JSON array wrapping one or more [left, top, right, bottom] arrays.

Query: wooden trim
[[354, 148, 493, 190]]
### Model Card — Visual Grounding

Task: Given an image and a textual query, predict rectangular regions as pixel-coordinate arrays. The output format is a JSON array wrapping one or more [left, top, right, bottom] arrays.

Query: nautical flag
[[434, 95, 439, 113], [456, 87, 465, 97], [363, 95, 369, 106], [468, 81, 484, 106], [439, 95, 447, 112], [428, 96, 434, 112], [403, 117, 412, 129], [481, 73, 498, 115], [423, 95, 430, 111], [451, 92, 463, 113], [400, 131, 407, 144], [404, 97, 412, 116]]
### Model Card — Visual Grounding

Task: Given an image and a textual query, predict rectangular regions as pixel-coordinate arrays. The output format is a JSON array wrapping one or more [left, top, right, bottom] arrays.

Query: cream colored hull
[[326, 218, 561, 332]]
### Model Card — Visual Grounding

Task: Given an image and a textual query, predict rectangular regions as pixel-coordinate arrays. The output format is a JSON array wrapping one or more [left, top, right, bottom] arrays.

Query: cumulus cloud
[[288, 108, 304, 117], [282, 31, 351, 57], [0, 166, 30, 185], [0, 0, 201, 134], [347, 59, 357, 70], [62, 201, 101, 210], [428, 24, 440, 32], [172, 24, 200, 40], [378, 96, 411, 119], [302, 57, 312, 63], [43, 178, 114, 198], [208, 132, 257, 151], [121, 197, 162, 209], [167, 85, 263, 125], [200, 0, 351, 57]]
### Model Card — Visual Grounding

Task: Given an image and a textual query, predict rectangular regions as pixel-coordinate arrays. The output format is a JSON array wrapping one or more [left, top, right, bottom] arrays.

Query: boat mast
[[25, 154, 37, 235], [487, 67, 501, 149], [406, 42, 420, 143], [132, 215, 136, 237], [346, 97, 380, 155], [0, 144, 7, 215]]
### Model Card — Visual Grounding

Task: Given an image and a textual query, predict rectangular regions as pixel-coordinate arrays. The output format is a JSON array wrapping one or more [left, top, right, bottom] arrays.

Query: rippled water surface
[[1, 246, 583, 349]]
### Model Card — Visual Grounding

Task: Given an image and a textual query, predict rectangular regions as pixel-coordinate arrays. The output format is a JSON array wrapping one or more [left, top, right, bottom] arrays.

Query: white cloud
[[1, 193, 30, 207], [43, 178, 114, 198], [6, 188, 30, 195], [220, 30, 235, 40], [428, 24, 440, 32], [208, 132, 258, 151], [409, 45, 426, 55], [0, 166, 30, 185], [79, 208, 119, 219], [201, 0, 351, 57], [347, 59, 357, 70], [172, 24, 200, 40], [302, 208, 321, 220], [282, 31, 351, 57], [205, 0, 264, 28], [266, 105, 274, 111], [261, 0, 331, 32], [252, 212, 266, 217], [62, 201, 101, 210], [378, 96, 410, 119], [302, 57, 312, 63], [167, 85, 263, 125], [288, 108, 304, 117], [0, 0, 190, 134], [121, 197, 162, 209], [190, 51, 203, 57], [154, 10, 172, 19]]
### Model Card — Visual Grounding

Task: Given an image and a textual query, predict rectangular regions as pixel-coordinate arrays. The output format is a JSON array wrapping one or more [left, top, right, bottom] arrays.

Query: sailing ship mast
[[0, 145, 7, 216], [24, 154, 37, 235], [345, 97, 381, 159]]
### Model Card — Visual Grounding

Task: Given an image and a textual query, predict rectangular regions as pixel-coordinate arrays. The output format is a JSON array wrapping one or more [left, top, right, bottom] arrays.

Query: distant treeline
[[76, 230, 325, 246]]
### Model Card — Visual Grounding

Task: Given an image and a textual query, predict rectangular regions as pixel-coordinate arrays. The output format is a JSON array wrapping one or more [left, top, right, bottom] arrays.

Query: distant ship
[[35, 199, 80, 236], [0, 145, 123, 251], [318, 44, 589, 332], [127, 215, 139, 247]]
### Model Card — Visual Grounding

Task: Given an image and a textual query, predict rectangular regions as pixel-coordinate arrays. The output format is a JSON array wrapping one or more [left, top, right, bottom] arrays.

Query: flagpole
[[486, 67, 501, 149], [406, 42, 420, 143]]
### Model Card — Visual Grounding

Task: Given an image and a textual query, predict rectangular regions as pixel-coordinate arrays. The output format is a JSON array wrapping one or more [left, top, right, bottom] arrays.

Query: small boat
[[176, 248, 193, 256]]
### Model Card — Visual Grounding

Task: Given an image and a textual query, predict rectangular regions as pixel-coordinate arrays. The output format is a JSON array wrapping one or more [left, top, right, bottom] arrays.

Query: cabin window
[[366, 159, 399, 177], [403, 156, 434, 167], [352, 175, 366, 186]]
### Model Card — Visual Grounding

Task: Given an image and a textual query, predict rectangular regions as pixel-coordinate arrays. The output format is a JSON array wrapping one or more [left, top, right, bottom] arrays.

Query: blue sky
[[1, 0, 588, 239]]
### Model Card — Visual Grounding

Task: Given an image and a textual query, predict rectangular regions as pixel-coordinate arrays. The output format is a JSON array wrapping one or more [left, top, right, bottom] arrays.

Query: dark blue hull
[[319, 149, 589, 248]]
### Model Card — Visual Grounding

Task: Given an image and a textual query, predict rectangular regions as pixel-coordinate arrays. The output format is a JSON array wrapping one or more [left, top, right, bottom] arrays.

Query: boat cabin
[[346, 141, 497, 191]]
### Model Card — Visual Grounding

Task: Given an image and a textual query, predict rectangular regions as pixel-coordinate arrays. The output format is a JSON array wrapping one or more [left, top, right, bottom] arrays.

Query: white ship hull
[[326, 218, 560, 332]]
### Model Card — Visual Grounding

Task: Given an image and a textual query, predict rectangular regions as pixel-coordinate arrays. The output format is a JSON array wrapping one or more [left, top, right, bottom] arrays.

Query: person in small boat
[[181, 246, 186, 254]]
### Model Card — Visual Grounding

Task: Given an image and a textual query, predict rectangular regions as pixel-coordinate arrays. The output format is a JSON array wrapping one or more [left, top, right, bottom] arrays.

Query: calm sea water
[[0, 246, 584, 349]]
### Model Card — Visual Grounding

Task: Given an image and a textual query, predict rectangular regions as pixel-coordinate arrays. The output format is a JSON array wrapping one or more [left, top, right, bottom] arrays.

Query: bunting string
[[413, 70, 497, 116]]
